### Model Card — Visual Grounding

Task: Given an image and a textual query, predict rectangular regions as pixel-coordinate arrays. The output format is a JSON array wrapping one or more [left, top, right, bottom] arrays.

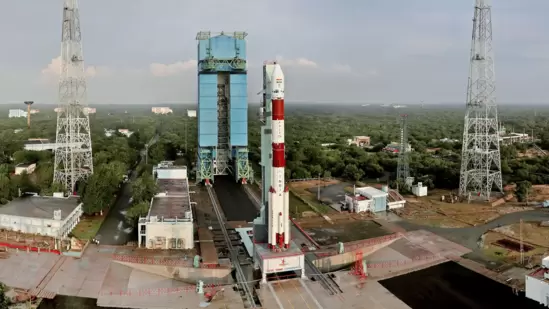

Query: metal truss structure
[[396, 114, 410, 187], [459, 0, 503, 200], [53, 0, 93, 193]]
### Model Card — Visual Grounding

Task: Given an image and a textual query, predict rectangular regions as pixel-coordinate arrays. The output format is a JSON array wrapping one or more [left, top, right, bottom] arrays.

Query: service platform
[[254, 242, 305, 283]]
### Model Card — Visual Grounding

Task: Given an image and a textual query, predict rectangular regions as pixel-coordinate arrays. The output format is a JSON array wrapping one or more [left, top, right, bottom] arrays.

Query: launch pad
[[254, 242, 305, 283]]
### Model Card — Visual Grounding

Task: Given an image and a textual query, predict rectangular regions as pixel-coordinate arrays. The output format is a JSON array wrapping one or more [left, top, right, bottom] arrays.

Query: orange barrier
[[0, 241, 60, 255]]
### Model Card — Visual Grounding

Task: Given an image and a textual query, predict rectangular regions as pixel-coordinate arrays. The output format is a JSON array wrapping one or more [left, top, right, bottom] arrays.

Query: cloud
[[41, 56, 111, 78], [275, 56, 318, 68], [149, 59, 197, 77]]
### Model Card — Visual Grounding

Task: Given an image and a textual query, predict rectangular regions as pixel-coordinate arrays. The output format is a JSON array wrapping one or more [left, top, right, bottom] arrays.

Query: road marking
[[267, 283, 285, 309], [299, 279, 324, 309]]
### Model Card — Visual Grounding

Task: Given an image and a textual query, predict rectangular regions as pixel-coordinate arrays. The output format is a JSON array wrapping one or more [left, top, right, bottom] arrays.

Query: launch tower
[[53, 0, 94, 193], [196, 31, 253, 184], [459, 0, 503, 200]]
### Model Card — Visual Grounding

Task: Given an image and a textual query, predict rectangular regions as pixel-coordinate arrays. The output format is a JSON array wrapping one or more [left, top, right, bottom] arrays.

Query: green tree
[[515, 181, 532, 202], [126, 201, 150, 227], [130, 174, 158, 203], [0, 282, 9, 309]]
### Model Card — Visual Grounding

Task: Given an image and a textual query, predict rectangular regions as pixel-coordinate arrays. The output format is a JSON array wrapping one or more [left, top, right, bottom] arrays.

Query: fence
[[0, 241, 60, 255], [313, 233, 402, 257], [112, 254, 230, 269]]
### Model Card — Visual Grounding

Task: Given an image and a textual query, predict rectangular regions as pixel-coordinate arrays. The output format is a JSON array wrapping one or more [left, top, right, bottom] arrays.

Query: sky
[[0, 0, 548, 105]]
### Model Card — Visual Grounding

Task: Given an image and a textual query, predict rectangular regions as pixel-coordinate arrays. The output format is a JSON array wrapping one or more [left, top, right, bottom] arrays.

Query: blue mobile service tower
[[196, 31, 252, 184]]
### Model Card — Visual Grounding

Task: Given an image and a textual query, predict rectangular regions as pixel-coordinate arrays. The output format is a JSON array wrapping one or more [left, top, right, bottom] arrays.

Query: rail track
[[206, 185, 259, 308]]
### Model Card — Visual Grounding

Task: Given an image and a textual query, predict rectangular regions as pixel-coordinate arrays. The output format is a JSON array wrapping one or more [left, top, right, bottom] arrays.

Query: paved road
[[95, 134, 158, 245], [396, 209, 549, 250], [95, 169, 138, 245]]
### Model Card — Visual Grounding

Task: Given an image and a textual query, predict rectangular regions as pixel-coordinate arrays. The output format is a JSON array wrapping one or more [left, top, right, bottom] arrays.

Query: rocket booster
[[268, 64, 290, 250]]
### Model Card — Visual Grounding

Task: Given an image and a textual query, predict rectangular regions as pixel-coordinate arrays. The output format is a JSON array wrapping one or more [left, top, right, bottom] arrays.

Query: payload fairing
[[268, 64, 290, 250]]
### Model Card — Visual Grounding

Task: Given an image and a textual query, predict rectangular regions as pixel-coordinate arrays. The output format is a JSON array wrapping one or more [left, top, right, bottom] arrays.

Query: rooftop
[[0, 196, 80, 220], [157, 178, 188, 194], [16, 163, 35, 168], [149, 179, 191, 219], [25, 140, 52, 145], [357, 186, 388, 198]]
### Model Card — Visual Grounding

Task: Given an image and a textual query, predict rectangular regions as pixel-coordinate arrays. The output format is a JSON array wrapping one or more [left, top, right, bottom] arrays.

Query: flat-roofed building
[[138, 164, 194, 249], [0, 196, 82, 238]]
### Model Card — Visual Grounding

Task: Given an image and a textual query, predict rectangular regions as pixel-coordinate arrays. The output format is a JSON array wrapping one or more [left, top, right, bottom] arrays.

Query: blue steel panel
[[199, 74, 217, 86], [230, 108, 247, 122], [231, 121, 247, 134], [231, 134, 248, 146], [235, 39, 247, 59], [198, 97, 217, 109], [210, 35, 236, 59], [198, 109, 217, 121], [198, 40, 210, 61], [198, 74, 218, 147]]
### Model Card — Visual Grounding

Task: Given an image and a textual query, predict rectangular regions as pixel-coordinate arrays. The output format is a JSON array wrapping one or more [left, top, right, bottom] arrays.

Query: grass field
[[289, 180, 339, 214], [71, 215, 105, 240]]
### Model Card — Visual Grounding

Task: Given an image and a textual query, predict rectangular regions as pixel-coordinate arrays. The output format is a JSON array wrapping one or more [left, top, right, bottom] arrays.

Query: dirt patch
[[303, 220, 390, 246], [494, 222, 549, 248], [481, 231, 548, 265], [289, 179, 340, 191], [395, 189, 533, 228]]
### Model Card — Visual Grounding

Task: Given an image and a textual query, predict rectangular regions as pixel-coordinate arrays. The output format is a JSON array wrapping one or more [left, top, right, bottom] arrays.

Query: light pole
[[317, 173, 321, 201]]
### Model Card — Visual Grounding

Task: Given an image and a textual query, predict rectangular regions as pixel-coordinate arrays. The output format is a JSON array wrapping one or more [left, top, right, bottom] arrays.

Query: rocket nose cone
[[271, 64, 284, 79]]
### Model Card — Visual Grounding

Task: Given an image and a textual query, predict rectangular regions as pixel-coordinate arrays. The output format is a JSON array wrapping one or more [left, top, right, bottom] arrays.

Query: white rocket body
[[268, 64, 290, 250]]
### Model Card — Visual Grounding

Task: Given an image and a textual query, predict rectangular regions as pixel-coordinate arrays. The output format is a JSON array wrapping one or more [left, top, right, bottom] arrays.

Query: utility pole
[[53, 0, 94, 193], [317, 173, 321, 201], [520, 219, 524, 264], [459, 0, 503, 201]]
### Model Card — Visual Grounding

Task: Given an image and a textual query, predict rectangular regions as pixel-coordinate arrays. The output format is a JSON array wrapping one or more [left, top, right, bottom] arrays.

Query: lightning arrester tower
[[396, 114, 410, 187], [54, 0, 94, 193], [459, 0, 502, 201]]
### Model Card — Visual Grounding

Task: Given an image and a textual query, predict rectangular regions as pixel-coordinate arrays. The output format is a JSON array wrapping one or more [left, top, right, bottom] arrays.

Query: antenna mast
[[459, 0, 502, 201], [53, 0, 94, 193], [397, 114, 410, 188]]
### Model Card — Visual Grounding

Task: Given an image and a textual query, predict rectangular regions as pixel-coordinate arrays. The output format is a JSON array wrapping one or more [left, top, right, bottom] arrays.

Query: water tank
[[381, 185, 388, 192]]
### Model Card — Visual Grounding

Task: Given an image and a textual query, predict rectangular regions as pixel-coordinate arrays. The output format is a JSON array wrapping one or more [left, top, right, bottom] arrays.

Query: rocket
[[268, 64, 290, 250]]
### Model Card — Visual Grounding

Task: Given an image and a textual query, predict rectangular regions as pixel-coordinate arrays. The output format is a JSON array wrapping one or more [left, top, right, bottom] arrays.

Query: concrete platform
[[97, 261, 243, 309], [43, 245, 112, 298], [302, 272, 411, 309], [258, 279, 322, 309], [0, 250, 60, 290]]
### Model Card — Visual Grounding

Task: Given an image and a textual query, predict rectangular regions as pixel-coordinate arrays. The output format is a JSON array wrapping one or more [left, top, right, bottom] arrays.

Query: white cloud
[[41, 56, 111, 78], [149, 59, 197, 77], [331, 64, 352, 73], [275, 56, 318, 68]]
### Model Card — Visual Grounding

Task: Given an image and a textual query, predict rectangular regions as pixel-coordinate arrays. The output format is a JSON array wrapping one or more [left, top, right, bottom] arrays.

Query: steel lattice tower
[[53, 0, 93, 193], [396, 114, 410, 186], [459, 0, 502, 201]]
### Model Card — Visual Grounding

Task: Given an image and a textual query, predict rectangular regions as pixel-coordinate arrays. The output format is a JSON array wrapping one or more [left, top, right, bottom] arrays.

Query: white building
[[15, 163, 37, 175], [30, 109, 39, 114], [412, 182, 428, 197], [138, 164, 193, 249], [526, 257, 549, 306], [9, 109, 27, 118], [104, 128, 134, 138], [345, 186, 405, 212], [187, 109, 196, 117], [0, 196, 82, 238], [152, 107, 173, 115], [24, 139, 81, 151]]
